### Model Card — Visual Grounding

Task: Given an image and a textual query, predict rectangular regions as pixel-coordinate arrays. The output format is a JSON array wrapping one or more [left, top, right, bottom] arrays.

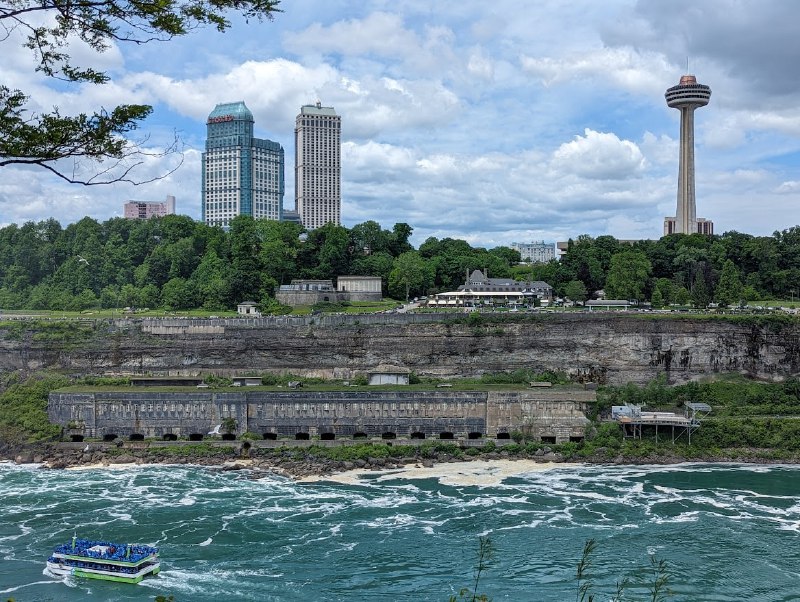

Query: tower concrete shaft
[[665, 75, 711, 235]]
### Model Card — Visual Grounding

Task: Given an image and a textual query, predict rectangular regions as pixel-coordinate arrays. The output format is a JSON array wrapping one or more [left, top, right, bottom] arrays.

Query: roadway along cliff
[[1, 313, 799, 385]]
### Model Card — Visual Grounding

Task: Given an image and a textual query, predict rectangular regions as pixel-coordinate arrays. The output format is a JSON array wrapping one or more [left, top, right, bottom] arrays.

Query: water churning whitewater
[[1, 462, 799, 601]]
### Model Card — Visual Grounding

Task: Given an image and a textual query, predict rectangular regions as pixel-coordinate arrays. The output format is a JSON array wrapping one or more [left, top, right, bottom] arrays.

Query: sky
[[2, 0, 800, 248]]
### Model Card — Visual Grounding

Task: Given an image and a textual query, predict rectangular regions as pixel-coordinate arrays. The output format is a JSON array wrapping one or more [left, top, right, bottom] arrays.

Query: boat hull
[[46, 560, 160, 584]]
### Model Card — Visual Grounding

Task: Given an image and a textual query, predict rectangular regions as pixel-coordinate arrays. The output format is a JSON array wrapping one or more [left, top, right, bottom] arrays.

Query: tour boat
[[46, 537, 160, 583]]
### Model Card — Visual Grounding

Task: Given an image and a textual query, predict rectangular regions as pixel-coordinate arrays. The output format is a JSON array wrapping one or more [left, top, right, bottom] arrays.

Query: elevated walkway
[[614, 402, 711, 444]]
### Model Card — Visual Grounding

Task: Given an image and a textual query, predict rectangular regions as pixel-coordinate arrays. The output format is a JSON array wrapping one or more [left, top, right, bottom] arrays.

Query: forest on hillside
[[1, 215, 799, 312]]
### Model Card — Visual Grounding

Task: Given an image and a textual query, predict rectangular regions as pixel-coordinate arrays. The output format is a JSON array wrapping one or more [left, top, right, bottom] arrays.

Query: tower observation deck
[[663, 75, 712, 236]]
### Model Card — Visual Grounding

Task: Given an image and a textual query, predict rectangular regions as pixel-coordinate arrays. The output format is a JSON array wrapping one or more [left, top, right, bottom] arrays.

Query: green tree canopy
[[604, 250, 652, 301], [650, 286, 664, 308], [389, 252, 434, 301], [564, 280, 588, 304], [715, 259, 744, 306]]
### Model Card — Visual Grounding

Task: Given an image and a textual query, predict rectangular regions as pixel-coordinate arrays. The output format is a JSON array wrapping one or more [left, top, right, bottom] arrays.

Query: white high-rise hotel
[[202, 101, 284, 229], [295, 102, 341, 229]]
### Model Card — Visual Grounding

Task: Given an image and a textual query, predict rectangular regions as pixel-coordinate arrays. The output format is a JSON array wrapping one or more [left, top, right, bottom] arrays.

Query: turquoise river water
[[1, 461, 799, 601]]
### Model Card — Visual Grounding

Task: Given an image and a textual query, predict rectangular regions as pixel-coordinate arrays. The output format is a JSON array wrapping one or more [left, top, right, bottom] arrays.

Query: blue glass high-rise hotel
[[201, 101, 284, 229]]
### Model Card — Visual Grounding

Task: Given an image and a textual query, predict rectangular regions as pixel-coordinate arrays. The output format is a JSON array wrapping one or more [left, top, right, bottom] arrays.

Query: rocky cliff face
[[2, 314, 799, 385]]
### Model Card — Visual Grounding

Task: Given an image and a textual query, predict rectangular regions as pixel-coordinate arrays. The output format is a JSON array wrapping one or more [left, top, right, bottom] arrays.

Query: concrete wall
[[275, 290, 381, 306], [49, 389, 593, 442]]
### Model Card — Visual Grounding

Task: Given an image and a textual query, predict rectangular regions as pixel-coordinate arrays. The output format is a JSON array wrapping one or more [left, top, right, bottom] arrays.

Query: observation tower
[[663, 75, 712, 236]]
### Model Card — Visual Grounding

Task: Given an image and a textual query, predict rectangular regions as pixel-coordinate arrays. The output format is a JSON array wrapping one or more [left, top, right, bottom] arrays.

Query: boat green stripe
[[72, 569, 144, 583]]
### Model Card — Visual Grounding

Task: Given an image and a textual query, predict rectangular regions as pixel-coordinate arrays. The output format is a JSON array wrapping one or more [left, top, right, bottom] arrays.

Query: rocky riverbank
[[5, 440, 798, 482], [3, 440, 576, 480]]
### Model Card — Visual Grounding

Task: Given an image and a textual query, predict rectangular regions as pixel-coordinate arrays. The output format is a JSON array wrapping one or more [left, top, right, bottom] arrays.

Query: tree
[[691, 271, 711, 309], [257, 219, 302, 285], [0, 0, 281, 184], [715, 260, 743, 306], [651, 287, 664, 309], [604, 250, 652, 301], [350, 220, 389, 255], [227, 216, 263, 304], [674, 286, 690, 306], [389, 252, 433, 301], [564, 280, 588, 305], [653, 278, 674, 306], [388, 223, 414, 256]]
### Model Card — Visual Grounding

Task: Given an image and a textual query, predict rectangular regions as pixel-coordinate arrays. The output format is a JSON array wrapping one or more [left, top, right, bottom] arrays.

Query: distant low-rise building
[[368, 365, 411, 386], [237, 301, 261, 317], [511, 241, 555, 263], [429, 269, 553, 308], [123, 195, 176, 219], [336, 276, 382, 301], [276, 276, 384, 307], [276, 280, 337, 306], [585, 300, 634, 310]]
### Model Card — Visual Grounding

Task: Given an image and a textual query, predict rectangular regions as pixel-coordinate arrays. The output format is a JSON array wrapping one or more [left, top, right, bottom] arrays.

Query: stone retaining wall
[[49, 389, 594, 443]]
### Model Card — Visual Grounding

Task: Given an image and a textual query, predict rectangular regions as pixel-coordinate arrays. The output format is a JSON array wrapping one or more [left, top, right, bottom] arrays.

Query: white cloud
[[551, 129, 646, 180], [467, 47, 494, 80], [283, 13, 419, 58], [520, 47, 672, 95], [776, 181, 800, 194]]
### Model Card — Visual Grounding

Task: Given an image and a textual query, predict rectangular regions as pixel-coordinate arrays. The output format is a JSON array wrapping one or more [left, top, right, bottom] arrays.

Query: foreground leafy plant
[[450, 536, 493, 602]]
